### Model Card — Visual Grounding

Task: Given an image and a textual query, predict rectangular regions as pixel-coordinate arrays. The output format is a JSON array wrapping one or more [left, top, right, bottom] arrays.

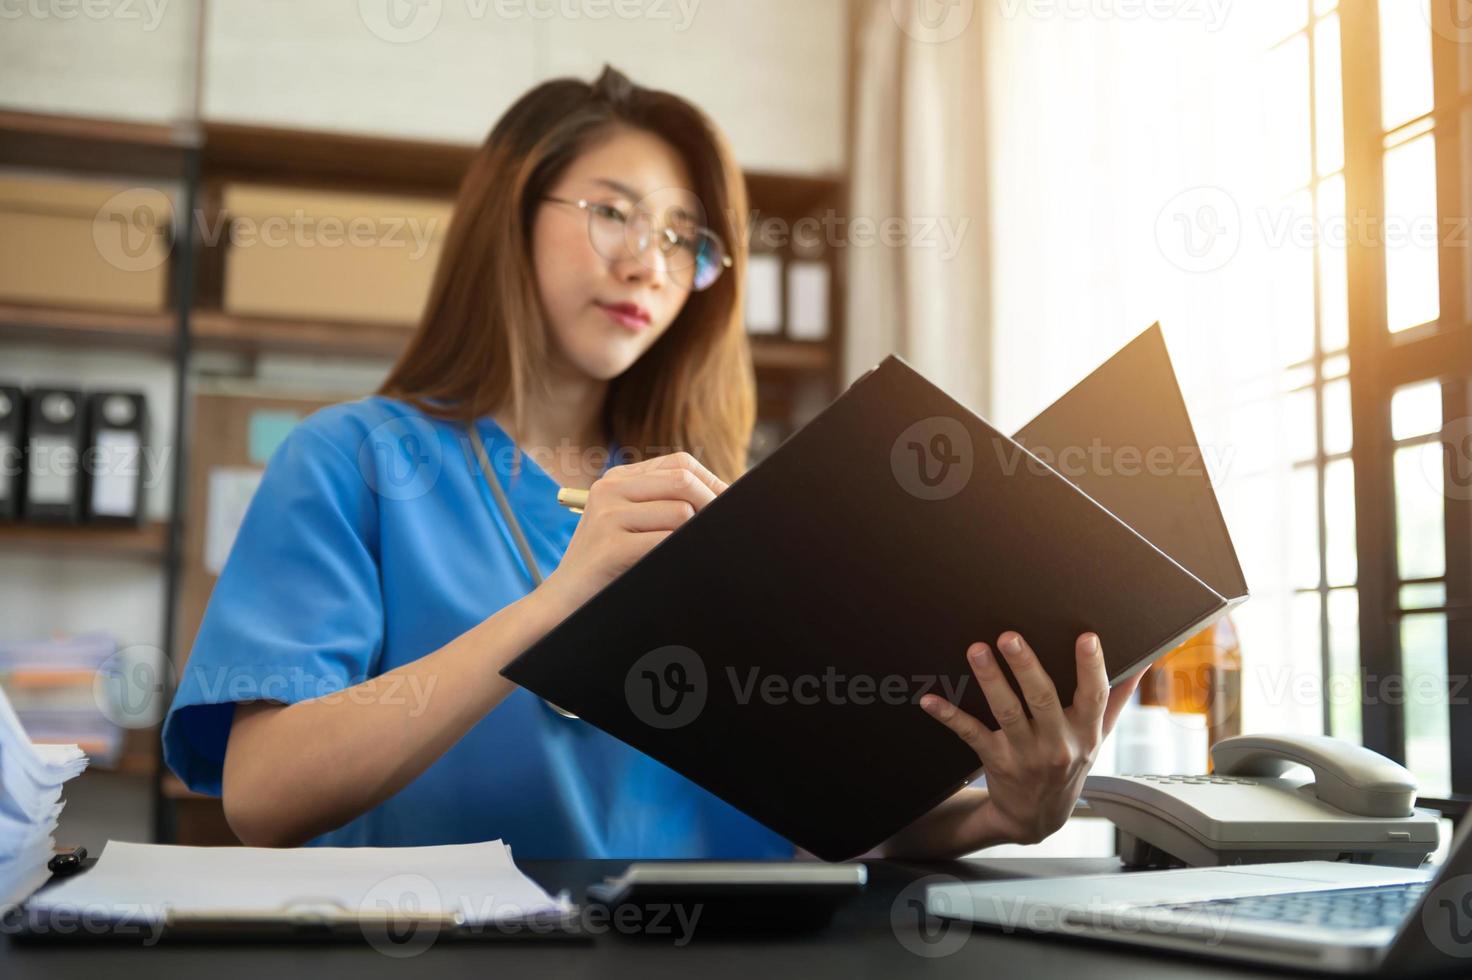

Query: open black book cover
[[502, 324, 1247, 861]]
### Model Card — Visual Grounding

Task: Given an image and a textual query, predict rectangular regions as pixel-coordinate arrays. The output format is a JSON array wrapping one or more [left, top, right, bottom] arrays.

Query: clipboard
[[502, 324, 1249, 861], [16, 839, 590, 945]]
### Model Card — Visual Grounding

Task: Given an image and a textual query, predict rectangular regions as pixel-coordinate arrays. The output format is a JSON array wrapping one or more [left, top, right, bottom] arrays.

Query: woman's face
[[532, 125, 701, 381]]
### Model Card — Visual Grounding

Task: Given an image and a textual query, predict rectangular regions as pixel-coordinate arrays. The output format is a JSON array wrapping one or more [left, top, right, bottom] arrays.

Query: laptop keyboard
[[1152, 881, 1430, 931]]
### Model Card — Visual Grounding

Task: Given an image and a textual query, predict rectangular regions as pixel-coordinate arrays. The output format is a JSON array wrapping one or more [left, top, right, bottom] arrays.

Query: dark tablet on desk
[[585, 863, 867, 936]]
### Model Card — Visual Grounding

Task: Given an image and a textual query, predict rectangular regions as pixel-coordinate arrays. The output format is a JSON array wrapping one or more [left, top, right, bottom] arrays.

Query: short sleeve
[[162, 417, 384, 796]]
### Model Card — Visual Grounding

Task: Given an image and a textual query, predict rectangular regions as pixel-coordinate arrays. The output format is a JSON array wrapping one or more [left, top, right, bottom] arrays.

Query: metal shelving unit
[[1, 108, 848, 843]]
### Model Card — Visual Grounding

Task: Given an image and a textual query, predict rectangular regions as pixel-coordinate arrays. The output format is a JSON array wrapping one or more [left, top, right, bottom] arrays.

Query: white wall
[[201, 0, 848, 174], [540, 0, 849, 174], [200, 1, 540, 146], [0, 0, 849, 172], [0, 0, 199, 123]]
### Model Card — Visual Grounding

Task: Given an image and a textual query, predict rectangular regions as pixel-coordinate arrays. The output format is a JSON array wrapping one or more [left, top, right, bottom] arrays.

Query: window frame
[[1338, 0, 1472, 809]]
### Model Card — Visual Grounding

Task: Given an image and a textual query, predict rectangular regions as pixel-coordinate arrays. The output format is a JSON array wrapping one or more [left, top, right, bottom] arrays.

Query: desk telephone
[[1082, 733, 1442, 869]]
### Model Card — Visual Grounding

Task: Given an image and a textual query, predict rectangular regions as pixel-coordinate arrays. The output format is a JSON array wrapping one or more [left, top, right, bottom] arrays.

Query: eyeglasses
[[544, 195, 734, 292]]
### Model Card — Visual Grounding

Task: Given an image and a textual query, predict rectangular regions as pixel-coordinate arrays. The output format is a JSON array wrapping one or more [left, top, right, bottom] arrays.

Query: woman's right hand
[[538, 451, 729, 616]]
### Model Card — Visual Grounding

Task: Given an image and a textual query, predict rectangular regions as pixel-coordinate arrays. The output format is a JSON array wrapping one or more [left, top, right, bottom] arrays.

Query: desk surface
[[2, 856, 1296, 979]]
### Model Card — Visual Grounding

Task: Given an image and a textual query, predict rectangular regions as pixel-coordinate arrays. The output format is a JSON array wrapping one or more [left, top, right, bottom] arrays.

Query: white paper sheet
[[205, 466, 264, 576], [25, 435, 77, 506], [786, 260, 830, 340], [745, 252, 783, 335], [0, 432, 11, 502], [89, 429, 141, 518], [29, 839, 572, 926]]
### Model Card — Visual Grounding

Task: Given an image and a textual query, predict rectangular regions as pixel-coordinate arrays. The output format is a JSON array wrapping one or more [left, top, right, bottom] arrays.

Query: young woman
[[162, 67, 1142, 857]]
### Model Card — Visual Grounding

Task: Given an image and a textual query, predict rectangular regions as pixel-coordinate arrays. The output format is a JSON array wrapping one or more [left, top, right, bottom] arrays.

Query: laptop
[[927, 814, 1472, 974]]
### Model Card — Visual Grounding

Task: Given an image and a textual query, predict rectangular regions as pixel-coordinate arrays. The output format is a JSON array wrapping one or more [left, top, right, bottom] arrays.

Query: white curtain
[[847, 8, 1328, 856], [845, 0, 992, 417], [851, 4, 1316, 739], [975, 8, 1320, 740]]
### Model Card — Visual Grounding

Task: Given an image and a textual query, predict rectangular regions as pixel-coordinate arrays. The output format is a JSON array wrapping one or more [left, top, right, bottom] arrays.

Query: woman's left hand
[[918, 631, 1142, 848]]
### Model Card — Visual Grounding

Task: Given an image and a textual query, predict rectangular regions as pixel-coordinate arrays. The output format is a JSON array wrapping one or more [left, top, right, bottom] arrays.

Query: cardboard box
[[221, 185, 451, 326], [0, 175, 173, 312]]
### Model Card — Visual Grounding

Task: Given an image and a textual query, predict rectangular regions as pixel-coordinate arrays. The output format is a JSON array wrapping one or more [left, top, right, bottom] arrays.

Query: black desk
[[2, 857, 1294, 979]]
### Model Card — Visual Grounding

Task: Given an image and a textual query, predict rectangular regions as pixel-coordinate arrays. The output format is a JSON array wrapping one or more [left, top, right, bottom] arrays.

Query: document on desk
[[27, 838, 574, 931]]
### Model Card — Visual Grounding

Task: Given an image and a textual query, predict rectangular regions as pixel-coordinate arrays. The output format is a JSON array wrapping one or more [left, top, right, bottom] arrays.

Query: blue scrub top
[[162, 395, 793, 858]]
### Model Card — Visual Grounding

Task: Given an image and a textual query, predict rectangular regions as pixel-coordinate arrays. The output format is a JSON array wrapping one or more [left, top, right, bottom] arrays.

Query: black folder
[[22, 386, 86, 524], [82, 391, 149, 526], [502, 324, 1247, 861], [0, 384, 23, 522]]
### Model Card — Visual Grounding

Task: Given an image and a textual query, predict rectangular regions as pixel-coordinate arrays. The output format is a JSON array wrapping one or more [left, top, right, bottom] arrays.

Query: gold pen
[[556, 488, 589, 514]]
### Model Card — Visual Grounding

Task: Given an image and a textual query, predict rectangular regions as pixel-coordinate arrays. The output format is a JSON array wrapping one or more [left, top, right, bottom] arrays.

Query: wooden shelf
[[0, 108, 197, 180], [115, 725, 160, 775], [203, 121, 472, 199], [744, 171, 846, 216], [112, 750, 158, 777], [0, 118, 843, 370], [751, 339, 833, 371], [2, 114, 846, 845], [200, 121, 845, 207], [191, 309, 831, 371], [0, 109, 190, 148], [0, 302, 830, 375], [0, 301, 176, 351], [191, 309, 416, 360], [0, 521, 168, 561]]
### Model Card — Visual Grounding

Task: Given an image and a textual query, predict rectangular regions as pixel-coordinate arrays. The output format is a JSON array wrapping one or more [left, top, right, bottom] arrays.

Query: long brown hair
[[377, 66, 754, 481]]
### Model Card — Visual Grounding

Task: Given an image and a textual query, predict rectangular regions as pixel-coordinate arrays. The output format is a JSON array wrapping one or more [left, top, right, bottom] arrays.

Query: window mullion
[[1341, 0, 1403, 764]]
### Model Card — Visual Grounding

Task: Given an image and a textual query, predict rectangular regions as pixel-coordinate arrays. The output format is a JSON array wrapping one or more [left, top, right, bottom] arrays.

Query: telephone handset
[[1210, 733, 1419, 818], [1082, 733, 1441, 869]]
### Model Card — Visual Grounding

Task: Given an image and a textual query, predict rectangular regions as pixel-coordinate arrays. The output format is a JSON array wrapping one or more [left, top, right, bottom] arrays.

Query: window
[[1267, 4, 1363, 747], [1328, 0, 1471, 802], [1265, 0, 1470, 802], [980, 1, 1470, 806]]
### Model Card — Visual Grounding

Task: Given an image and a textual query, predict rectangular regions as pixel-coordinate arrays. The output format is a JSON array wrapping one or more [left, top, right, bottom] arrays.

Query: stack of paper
[[29, 838, 573, 934], [0, 683, 88, 910]]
